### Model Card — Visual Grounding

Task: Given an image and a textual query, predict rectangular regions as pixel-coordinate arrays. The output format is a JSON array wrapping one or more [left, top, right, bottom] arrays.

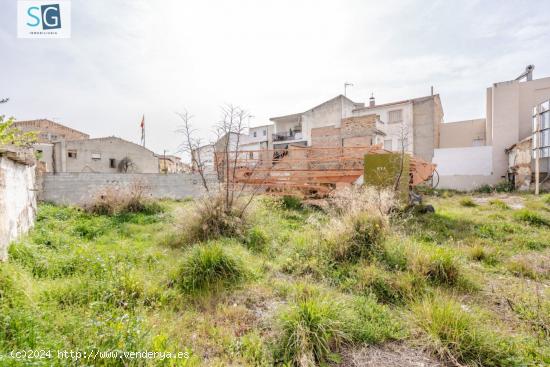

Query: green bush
[[475, 184, 493, 194], [413, 297, 523, 366], [494, 180, 513, 193], [276, 296, 348, 366], [282, 195, 303, 210], [514, 209, 550, 227], [489, 199, 509, 210], [176, 244, 247, 294], [173, 195, 248, 247], [459, 197, 477, 207], [244, 226, 269, 252], [411, 248, 461, 286], [468, 245, 499, 265], [324, 213, 386, 263]]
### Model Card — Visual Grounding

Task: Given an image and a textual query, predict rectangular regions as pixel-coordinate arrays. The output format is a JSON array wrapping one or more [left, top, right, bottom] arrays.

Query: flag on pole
[[140, 115, 145, 147]]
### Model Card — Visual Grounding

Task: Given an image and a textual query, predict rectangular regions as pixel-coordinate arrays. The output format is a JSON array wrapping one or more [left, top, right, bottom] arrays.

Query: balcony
[[272, 130, 303, 142]]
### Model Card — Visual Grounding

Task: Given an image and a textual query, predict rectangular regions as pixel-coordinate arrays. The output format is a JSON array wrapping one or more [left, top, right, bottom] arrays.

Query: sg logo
[[26, 4, 61, 30]]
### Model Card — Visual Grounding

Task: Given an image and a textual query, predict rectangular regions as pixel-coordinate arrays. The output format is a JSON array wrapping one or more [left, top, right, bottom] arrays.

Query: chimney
[[369, 93, 375, 107]]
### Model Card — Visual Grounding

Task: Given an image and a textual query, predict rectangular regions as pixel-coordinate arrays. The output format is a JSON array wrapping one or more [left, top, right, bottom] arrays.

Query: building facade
[[53, 137, 159, 173], [434, 67, 550, 190]]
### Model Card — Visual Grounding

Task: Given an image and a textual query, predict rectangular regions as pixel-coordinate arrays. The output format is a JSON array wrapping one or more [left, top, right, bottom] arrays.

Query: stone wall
[[0, 147, 37, 261], [42, 173, 218, 205]]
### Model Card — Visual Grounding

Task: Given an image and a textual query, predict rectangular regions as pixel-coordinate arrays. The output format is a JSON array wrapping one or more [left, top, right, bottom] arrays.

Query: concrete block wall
[[42, 173, 218, 205]]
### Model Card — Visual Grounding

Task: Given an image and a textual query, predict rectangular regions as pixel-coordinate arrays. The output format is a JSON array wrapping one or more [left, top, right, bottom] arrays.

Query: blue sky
[[1, 0, 550, 156]]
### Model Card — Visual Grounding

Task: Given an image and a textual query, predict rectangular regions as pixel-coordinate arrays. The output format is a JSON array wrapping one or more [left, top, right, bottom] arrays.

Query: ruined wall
[[42, 173, 218, 205], [0, 148, 37, 260]]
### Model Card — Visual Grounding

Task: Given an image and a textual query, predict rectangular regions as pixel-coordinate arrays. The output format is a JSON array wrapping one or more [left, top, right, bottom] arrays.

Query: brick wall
[[42, 173, 218, 205]]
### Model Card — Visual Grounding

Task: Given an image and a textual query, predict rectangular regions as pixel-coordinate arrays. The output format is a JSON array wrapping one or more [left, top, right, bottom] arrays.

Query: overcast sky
[[1, 0, 550, 157]]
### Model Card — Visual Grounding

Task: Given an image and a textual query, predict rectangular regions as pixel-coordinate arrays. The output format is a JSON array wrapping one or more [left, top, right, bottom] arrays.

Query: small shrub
[[411, 248, 461, 286], [506, 259, 538, 280], [413, 296, 522, 366], [85, 181, 163, 216], [468, 245, 499, 265], [475, 184, 493, 194], [324, 213, 386, 263], [543, 194, 550, 205], [276, 296, 349, 366], [514, 209, 550, 227], [282, 195, 303, 210], [494, 180, 513, 193], [489, 199, 509, 210], [355, 264, 424, 304], [459, 197, 477, 207], [244, 226, 269, 252], [176, 244, 247, 294], [173, 194, 248, 247]]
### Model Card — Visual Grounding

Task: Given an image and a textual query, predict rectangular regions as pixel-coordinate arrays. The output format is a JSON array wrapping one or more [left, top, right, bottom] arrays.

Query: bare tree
[[118, 157, 136, 173], [176, 110, 210, 192], [393, 122, 411, 193], [214, 104, 249, 212]]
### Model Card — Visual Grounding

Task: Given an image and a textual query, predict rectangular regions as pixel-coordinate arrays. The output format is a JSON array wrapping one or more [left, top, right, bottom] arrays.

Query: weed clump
[[276, 296, 349, 366], [244, 226, 269, 252], [514, 209, 550, 227], [413, 296, 522, 366], [459, 197, 477, 207], [324, 212, 386, 263], [282, 195, 303, 210], [468, 245, 499, 265], [489, 199, 509, 209], [176, 243, 247, 294], [86, 182, 163, 216], [411, 248, 461, 286], [172, 194, 248, 247]]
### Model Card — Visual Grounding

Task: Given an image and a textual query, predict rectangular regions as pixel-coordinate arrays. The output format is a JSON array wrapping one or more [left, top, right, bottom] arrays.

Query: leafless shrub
[[166, 193, 248, 248], [327, 186, 397, 220], [85, 180, 162, 215]]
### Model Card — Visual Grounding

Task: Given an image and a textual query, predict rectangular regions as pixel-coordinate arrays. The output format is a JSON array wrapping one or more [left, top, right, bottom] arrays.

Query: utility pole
[[344, 82, 353, 97], [534, 106, 540, 195], [163, 149, 167, 174]]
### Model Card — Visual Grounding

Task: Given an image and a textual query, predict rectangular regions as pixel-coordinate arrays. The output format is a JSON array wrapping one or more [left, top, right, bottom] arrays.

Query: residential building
[[157, 154, 189, 173], [13, 119, 89, 172], [191, 144, 216, 173], [239, 124, 274, 159], [351, 94, 444, 162], [269, 94, 443, 163], [53, 137, 159, 173], [269, 95, 365, 148], [13, 119, 89, 143], [434, 66, 550, 190]]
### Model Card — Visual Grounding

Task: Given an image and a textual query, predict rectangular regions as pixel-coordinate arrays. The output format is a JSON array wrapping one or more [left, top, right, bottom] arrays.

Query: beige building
[[434, 66, 550, 190], [352, 94, 443, 162], [269, 93, 443, 163], [53, 137, 159, 173], [158, 154, 189, 173]]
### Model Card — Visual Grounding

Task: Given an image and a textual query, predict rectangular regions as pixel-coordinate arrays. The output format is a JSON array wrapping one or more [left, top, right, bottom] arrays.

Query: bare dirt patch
[[473, 194, 524, 209], [336, 343, 448, 367]]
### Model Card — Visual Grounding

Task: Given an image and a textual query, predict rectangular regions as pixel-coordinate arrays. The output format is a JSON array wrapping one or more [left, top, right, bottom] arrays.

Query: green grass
[[1, 192, 549, 366], [176, 242, 248, 294]]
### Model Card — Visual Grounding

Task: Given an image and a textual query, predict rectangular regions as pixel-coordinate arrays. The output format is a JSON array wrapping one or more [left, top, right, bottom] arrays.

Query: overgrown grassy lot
[[1, 192, 549, 366]]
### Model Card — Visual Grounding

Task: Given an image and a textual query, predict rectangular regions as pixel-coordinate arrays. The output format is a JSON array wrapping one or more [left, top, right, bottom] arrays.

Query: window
[[249, 152, 254, 159], [383, 139, 393, 151], [109, 158, 116, 168], [253, 131, 257, 138], [68, 150, 77, 159], [91, 153, 101, 160], [263, 129, 267, 136], [388, 109, 403, 124]]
